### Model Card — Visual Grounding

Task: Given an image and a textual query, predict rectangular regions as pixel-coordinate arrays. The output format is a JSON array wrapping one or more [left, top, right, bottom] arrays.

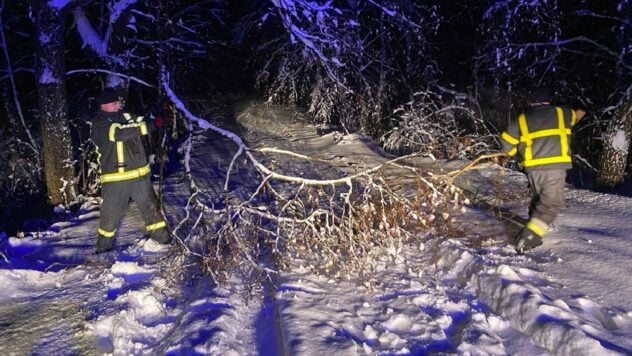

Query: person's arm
[[500, 119, 521, 157], [574, 109, 586, 122], [91, 119, 108, 147]]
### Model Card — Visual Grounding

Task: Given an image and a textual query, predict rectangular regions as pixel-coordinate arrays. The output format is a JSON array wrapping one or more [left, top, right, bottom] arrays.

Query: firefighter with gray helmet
[[501, 87, 586, 253]]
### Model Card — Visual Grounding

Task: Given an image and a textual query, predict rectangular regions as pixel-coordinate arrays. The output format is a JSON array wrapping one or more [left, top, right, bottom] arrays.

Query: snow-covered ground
[[1, 101, 631, 355]]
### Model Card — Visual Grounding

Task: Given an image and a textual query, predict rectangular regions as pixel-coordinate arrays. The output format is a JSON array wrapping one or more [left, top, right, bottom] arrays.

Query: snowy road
[[1, 101, 631, 354]]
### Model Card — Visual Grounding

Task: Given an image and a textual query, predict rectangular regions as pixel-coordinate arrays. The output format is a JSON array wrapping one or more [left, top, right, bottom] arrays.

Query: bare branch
[[66, 68, 155, 87], [0, 9, 39, 156]]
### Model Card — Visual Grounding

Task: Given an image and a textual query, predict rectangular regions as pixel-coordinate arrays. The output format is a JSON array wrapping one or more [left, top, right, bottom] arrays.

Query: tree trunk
[[596, 91, 632, 188], [31, 0, 76, 205]]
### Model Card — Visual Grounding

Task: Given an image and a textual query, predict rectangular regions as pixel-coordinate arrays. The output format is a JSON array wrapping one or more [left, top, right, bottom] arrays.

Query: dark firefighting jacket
[[91, 110, 153, 183], [501, 105, 578, 173]]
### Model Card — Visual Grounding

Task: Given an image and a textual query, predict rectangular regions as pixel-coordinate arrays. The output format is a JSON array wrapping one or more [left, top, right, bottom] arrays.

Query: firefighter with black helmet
[[91, 87, 171, 253]]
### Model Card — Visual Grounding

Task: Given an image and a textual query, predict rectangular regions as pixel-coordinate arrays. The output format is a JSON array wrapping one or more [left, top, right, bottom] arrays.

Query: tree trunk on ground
[[31, 0, 76, 205], [596, 91, 632, 188]]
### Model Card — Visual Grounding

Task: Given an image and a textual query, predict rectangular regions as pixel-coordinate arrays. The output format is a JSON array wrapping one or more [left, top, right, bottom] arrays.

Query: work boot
[[96, 236, 114, 254], [513, 228, 543, 254]]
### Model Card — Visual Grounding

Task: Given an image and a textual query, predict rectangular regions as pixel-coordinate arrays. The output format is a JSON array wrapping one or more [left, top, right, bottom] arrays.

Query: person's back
[[500, 87, 585, 253], [512, 104, 577, 172]]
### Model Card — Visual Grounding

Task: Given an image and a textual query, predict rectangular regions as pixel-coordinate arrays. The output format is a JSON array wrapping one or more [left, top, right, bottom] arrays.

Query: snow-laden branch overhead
[[71, 1, 138, 60], [72, 8, 107, 57], [109, 0, 138, 25], [49, 0, 72, 10], [66, 68, 155, 88]]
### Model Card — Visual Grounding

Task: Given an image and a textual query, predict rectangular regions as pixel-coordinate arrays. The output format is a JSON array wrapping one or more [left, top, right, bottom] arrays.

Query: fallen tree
[[161, 69, 501, 283]]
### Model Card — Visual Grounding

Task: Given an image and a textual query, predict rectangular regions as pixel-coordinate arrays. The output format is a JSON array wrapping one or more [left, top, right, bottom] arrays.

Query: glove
[[154, 115, 164, 128], [153, 113, 172, 129]]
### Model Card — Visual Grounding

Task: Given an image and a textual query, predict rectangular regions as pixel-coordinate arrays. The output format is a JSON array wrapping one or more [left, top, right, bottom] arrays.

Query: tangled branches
[[163, 77, 489, 283], [381, 90, 496, 159], [194, 151, 472, 283]]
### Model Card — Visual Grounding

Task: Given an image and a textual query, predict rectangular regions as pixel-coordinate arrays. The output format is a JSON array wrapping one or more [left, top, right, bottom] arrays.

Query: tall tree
[[30, 0, 76, 205], [243, 0, 441, 135], [596, 0, 632, 188], [596, 91, 632, 187]]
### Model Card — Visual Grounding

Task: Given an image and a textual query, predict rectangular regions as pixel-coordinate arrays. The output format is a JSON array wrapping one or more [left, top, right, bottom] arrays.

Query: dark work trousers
[[98, 176, 168, 241], [527, 169, 567, 226]]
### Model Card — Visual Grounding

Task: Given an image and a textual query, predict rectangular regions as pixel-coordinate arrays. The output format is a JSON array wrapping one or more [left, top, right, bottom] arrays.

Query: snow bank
[[431, 238, 624, 355]]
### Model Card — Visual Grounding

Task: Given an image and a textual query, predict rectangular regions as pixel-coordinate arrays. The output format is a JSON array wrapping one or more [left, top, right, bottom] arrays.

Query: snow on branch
[[366, 0, 423, 30], [509, 36, 632, 72], [49, 0, 72, 10], [267, 0, 346, 85], [66, 68, 155, 88], [72, 8, 107, 57], [109, 0, 139, 25]]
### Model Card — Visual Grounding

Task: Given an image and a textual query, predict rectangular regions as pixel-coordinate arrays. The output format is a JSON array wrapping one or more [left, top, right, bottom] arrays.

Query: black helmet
[[98, 88, 123, 104], [527, 87, 551, 103]]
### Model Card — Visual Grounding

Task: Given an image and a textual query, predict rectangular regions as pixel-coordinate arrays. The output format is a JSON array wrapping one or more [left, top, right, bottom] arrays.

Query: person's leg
[[529, 169, 566, 226], [515, 170, 566, 253], [527, 179, 539, 218], [97, 181, 130, 252], [130, 177, 171, 244]]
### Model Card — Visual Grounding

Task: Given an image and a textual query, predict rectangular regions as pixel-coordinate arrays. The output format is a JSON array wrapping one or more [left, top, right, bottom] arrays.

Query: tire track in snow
[[158, 114, 287, 354]]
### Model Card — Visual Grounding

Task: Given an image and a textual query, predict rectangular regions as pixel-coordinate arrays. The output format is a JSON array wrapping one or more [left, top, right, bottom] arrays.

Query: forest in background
[[1, 0, 631, 233]]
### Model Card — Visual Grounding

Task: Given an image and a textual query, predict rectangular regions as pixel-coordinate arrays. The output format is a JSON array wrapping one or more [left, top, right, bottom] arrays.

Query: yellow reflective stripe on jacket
[[98, 228, 116, 238], [146, 220, 166, 231], [557, 107, 570, 167], [501, 131, 519, 156], [100, 164, 151, 183], [570, 109, 577, 127], [108, 121, 149, 142], [528, 128, 571, 139], [140, 122, 148, 135], [501, 131, 519, 145], [520, 107, 573, 168], [109, 121, 150, 173], [123, 113, 144, 123], [109, 123, 121, 142], [525, 155, 572, 166], [518, 113, 532, 161], [116, 141, 125, 173]]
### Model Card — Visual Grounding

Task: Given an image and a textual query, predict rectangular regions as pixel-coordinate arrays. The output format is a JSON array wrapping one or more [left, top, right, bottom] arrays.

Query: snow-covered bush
[[381, 90, 496, 159], [0, 133, 43, 207], [75, 136, 100, 197]]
